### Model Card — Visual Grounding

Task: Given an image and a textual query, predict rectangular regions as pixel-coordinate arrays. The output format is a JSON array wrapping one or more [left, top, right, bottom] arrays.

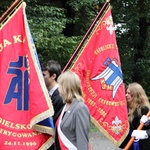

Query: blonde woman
[[119, 82, 150, 150], [56, 70, 91, 150]]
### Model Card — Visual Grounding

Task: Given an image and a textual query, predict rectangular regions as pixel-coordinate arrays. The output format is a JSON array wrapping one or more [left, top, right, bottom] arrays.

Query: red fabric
[[70, 4, 129, 145], [56, 115, 69, 150], [0, 3, 53, 150]]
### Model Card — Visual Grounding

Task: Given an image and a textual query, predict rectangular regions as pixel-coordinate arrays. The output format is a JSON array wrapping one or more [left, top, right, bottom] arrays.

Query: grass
[[90, 122, 99, 132]]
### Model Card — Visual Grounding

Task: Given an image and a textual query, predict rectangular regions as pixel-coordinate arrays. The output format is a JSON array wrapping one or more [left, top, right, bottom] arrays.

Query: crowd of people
[[41, 60, 150, 150]]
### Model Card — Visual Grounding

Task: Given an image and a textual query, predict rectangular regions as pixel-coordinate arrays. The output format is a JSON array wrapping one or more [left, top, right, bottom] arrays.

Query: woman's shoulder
[[73, 101, 90, 119], [73, 100, 89, 111], [142, 105, 149, 109], [74, 100, 86, 107], [141, 106, 149, 114]]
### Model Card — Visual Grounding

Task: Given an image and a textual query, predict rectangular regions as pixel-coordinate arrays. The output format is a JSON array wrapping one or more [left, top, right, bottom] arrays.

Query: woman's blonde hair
[[127, 82, 150, 122], [57, 70, 84, 103]]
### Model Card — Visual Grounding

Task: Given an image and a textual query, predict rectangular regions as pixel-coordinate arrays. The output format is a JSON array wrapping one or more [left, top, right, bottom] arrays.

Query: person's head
[[126, 82, 149, 107], [41, 60, 61, 90], [57, 70, 83, 103], [126, 82, 150, 122]]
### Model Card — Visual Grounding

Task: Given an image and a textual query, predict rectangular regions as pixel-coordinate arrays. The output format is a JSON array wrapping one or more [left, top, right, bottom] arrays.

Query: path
[[89, 132, 117, 150]]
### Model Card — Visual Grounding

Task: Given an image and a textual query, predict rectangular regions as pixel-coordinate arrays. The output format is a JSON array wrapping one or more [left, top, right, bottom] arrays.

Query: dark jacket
[[119, 106, 150, 150], [51, 89, 64, 124], [146, 129, 150, 136], [48, 88, 64, 150]]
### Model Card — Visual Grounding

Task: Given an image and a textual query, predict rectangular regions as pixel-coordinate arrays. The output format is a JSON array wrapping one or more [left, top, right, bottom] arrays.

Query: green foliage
[[111, 0, 150, 96], [25, 4, 81, 67], [90, 122, 99, 132], [0, 1, 14, 16], [1, 0, 150, 96]]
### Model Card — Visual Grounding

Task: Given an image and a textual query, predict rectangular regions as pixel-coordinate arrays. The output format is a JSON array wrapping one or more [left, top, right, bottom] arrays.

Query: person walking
[[119, 82, 150, 150], [42, 60, 64, 150], [56, 70, 91, 150]]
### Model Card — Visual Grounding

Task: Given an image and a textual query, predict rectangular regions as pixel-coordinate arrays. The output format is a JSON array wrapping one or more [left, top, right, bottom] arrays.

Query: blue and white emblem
[[91, 58, 123, 98]]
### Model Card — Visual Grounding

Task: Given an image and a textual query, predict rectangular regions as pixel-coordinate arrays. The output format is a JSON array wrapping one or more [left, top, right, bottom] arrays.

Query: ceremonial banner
[[0, 1, 54, 150], [65, 2, 129, 147]]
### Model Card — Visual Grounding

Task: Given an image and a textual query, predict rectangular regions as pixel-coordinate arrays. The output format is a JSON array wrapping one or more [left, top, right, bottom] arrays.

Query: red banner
[[67, 2, 129, 146], [0, 2, 54, 150]]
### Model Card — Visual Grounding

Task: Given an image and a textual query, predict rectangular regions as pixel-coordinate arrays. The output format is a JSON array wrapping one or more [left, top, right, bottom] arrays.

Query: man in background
[[42, 60, 64, 150]]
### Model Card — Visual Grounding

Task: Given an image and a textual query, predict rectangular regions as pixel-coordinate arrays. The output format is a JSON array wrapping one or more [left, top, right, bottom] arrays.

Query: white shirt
[[49, 84, 59, 97]]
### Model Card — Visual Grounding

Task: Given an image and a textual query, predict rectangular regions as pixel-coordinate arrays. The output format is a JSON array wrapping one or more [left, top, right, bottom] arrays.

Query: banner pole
[[124, 110, 150, 150], [0, 0, 22, 24], [62, 1, 110, 72]]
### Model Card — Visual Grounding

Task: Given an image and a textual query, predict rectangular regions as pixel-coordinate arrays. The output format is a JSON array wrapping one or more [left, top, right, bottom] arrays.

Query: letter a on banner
[[63, 1, 129, 147], [0, 1, 54, 150]]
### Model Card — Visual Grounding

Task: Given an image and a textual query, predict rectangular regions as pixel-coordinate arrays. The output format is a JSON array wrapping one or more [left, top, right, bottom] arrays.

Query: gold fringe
[[30, 109, 54, 134], [0, 0, 23, 26], [30, 109, 53, 124], [32, 124, 54, 135], [91, 117, 129, 148], [39, 136, 54, 150], [22, 3, 55, 149]]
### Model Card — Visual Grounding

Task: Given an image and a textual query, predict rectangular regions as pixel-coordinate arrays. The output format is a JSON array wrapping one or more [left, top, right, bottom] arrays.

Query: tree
[[0, 0, 150, 96], [25, 0, 82, 67], [111, 0, 150, 95], [0, 0, 14, 15]]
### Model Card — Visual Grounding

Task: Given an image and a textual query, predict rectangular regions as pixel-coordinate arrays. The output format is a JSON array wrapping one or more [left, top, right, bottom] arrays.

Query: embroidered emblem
[[91, 57, 123, 98], [4, 56, 29, 110], [112, 116, 123, 135], [103, 15, 116, 35]]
